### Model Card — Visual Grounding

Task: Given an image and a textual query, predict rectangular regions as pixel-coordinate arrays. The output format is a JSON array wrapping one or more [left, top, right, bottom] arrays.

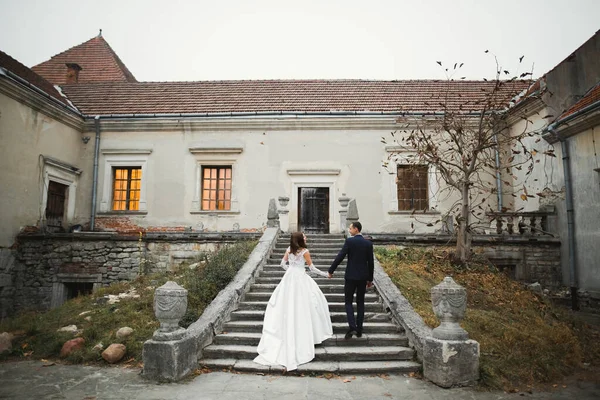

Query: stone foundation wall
[[0, 249, 16, 320], [370, 234, 562, 289], [1, 232, 261, 317]]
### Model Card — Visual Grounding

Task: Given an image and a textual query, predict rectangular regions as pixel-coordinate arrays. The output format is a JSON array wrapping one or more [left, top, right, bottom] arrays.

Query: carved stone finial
[[267, 198, 280, 228], [338, 194, 350, 208], [430, 276, 469, 340], [152, 281, 188, 341], [278, 196, 289, 208]]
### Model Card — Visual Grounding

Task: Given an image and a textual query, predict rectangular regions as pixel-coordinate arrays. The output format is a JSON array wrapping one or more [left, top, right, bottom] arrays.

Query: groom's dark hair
[[351, 221, 362, 232]]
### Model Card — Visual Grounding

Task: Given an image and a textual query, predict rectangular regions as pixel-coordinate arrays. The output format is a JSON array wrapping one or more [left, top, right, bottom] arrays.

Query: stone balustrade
[[487, 209, 554, 236]]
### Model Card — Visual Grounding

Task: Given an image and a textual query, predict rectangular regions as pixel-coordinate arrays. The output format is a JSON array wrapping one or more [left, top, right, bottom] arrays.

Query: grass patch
[[0, 240, 257, 365], [376, 246, 600, 391]]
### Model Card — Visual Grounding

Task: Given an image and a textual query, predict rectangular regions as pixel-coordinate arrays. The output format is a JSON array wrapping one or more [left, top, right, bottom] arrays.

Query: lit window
[[202, 166, 232, 210], [112, 167, 141, 210]]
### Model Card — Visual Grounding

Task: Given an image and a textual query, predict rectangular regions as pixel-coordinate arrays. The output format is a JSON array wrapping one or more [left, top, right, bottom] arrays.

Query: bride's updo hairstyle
[[290, 232, 307, 255]]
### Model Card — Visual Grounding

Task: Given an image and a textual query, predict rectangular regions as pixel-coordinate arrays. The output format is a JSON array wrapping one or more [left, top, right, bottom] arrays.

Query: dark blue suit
[[329, 234, 374, 332]]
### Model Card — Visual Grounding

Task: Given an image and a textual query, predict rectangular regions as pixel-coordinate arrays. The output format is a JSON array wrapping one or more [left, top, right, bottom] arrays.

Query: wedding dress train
[[253, 248, 333, 371]]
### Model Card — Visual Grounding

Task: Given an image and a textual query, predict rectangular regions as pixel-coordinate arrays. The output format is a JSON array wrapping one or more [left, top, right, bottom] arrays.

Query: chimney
[[65, 63, 82, 84]]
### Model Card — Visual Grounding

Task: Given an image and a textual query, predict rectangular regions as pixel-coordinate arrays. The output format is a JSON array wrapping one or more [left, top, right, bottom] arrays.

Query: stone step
[[257, 271, 351, 279], [221, 321, 399, 334], [272, 250, 341, 256], [261, 266, 345, 273], [244, 292, 379, 302], [249, 284, 348, 293], [202, 344, 414, 362], [275, 244, 344, 249], [280, 234, 345, 239], [237, 301, 384, 312], [255, 277, 346, 285], [262, 268, 345, 275], [230, 310, 391, 323], [212, 332, 409, 347], [199, 359, 421, 374], [264, 263, 344, 268]]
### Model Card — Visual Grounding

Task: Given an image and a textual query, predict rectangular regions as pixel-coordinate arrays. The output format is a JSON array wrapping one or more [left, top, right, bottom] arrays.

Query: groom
[[328, 221, 374, 339]]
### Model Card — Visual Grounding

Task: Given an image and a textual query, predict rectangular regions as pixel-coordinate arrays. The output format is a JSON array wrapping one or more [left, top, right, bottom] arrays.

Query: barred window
[[202, 166, 232, 210], [112, 167, 141, 210], [396, 165, 429, 211]]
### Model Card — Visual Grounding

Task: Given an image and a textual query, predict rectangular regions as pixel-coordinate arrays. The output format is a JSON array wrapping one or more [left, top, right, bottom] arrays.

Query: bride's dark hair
[[289, 232, 307, 255]]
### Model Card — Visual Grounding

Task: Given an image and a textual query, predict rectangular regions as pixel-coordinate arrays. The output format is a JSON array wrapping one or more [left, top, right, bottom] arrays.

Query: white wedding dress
[[253, 248, 333, 371]]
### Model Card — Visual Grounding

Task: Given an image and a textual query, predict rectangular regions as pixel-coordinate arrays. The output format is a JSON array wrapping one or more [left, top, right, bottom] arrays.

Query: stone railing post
[[142, 281, 197, 381], [278, 196, 290, 232], [338, 194, 350, 233], [346, 199, 359, 229], [423, 277, 480, 388], [266, 198, 280, 228]]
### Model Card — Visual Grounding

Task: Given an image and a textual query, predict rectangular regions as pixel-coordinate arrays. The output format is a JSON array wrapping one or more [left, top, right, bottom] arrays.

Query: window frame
[[100, 149, 151, 213], [189, 146, 242, 215], [396, 164, 430, 211], [384, 145, 439, 214], [111, 166, 142, 211], [40, 156, 81, 228], [200, 165, 233, 211]]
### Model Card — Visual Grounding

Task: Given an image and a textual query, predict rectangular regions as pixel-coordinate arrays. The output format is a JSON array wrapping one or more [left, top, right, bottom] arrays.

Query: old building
[[0, 30, 598, 315]]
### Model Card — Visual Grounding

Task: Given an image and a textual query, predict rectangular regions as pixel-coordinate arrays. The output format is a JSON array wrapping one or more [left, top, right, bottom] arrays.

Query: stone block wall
[[0, 232, 261, 318], [0, 249, 16, 320], [370, 234, 562, 289]]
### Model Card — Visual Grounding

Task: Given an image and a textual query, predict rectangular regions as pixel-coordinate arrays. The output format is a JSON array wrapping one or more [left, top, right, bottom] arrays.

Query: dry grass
[[376, 246, 600, 391], [0, 240, 257, 365]]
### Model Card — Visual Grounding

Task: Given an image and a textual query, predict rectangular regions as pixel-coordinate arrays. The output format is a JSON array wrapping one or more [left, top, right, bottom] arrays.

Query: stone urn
[[338, 194, 350, 208], [152, 281, 188, 341], [278, 196, 290, 208], [430, 276, 469, 340]]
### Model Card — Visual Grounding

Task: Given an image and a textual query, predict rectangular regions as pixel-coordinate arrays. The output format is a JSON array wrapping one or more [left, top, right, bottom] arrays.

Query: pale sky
[[0, 0, 598, 82]]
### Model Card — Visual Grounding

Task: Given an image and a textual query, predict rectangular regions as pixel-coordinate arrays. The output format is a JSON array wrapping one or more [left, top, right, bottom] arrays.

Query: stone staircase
[[199, 233, 421, 374]]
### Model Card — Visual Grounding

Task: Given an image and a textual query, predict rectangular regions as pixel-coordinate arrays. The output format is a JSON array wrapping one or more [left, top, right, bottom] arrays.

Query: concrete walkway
[[0, 360, 599, 400]]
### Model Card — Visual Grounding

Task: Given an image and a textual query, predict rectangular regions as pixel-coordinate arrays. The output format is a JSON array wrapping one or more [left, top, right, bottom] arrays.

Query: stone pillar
[[278, 196, 290, 232], [266, 198, 280, 228], [338, 194, 350, 233], [142, 281, 197, 381], [423, 277, 480, 388], [346, 199, 359, 229]]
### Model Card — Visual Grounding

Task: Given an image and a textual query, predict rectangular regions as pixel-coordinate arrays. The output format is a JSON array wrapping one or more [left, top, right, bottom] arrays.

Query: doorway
[[46, 181, 68, 232], [298, 187, 329, 234]]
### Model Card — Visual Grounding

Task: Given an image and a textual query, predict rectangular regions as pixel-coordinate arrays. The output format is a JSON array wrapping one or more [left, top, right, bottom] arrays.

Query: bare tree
[[383, 55, 547, 262]]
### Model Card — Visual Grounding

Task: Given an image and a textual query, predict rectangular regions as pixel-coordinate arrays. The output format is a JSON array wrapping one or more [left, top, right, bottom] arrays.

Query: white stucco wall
[[505, 109, 563, 213], [559, 125, 600, 292], [91, 117, 475, 234], [0, 91, 87, 247], [507, 104, 600, 292]]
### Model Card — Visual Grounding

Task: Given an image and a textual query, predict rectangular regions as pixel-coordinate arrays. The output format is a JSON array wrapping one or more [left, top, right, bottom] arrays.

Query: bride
[[254, 232, 333, 371]]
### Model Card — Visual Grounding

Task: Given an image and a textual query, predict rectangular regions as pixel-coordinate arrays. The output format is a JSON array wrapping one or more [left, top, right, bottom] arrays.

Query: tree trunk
[[456, 182, 471, 262]]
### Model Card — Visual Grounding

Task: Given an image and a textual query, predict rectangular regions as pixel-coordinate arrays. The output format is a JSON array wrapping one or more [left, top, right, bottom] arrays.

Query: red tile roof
[[32, 35, 136, 85], [61, 79, 529, 116], [0, 50, 71, 107], [559, 82, 600, 120]]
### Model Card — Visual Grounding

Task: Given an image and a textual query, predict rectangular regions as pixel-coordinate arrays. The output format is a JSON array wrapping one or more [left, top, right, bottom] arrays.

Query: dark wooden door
[[46, 181, 68, 232], [298, 187, 329, 234]]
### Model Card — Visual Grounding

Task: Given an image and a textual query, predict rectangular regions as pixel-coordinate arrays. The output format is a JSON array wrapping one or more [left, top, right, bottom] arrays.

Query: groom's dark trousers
[[329, 234, 374, 332]]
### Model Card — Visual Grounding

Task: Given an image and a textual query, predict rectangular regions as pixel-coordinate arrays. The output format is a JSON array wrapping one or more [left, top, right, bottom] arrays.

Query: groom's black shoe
[[356, 329, 363, 338], [345, 329, 357, 339]]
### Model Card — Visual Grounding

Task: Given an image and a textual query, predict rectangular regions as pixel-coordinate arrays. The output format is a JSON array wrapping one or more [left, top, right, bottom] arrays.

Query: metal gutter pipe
[[493, 133, 503, 211], [549, 124, 578, 310], [90, 116, 101, 231]]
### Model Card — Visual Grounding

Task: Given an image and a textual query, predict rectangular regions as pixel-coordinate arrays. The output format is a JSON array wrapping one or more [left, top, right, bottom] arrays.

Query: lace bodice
[[287, 248, 309, 268], [281, 247, 328, 277]]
